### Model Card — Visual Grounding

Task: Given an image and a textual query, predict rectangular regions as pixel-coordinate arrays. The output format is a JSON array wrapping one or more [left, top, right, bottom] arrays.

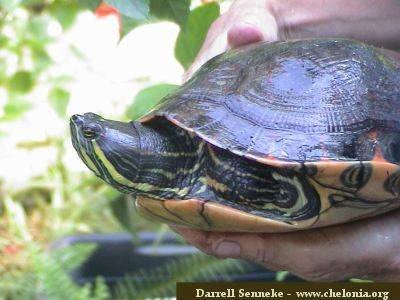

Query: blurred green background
[[0, 0, 290, 298]]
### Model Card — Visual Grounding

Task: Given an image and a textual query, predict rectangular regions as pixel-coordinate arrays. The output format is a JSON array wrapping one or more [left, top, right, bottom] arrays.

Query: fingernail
[[214, 241, 241, 257]]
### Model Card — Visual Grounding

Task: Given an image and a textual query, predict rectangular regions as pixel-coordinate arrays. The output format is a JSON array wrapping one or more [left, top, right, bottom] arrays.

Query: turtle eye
[[82, 124, 101, 139]]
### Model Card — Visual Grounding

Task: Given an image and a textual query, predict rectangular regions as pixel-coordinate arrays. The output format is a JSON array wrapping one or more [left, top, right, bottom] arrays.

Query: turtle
[[70, 38, 400, 232]]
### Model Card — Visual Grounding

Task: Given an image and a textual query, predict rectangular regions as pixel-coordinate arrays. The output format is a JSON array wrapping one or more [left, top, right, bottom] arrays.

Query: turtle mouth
[[70, 117, 88, 161], [70, 116, 100, 176], [69, 115, 86, 149]]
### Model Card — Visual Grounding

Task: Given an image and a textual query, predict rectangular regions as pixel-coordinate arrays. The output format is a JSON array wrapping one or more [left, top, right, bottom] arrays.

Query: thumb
[[227, 0, 279, 48], [184, 0, 278, 81], [171, 227, 288, 271], [210, 234, 285, 271], [227, 23, 267, 48]]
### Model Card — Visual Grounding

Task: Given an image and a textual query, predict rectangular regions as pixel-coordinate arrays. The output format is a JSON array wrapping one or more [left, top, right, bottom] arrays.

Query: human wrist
[[269, 0, 400, 49]]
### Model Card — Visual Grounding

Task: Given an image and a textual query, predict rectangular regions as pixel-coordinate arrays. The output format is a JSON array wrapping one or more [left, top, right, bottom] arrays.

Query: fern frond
[[33, 246, 86, 300], [1, 272, 37, 300], [0, 244, 110, 300], [92, 277, 111, 300], [115, 254, 250, 299], [51, 243, 97, 272]]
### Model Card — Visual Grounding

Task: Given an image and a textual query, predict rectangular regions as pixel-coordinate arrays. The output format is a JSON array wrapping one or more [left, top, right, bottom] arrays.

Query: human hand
[[171, 209, 400, 281]]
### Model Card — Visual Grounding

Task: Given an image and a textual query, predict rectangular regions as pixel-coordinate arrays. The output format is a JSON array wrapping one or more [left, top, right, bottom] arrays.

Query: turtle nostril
[[71, 114, 84, 126]]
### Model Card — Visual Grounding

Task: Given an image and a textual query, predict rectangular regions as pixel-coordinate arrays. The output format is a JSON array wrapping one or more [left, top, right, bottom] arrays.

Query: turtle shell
[[138, 38, 400, 232]]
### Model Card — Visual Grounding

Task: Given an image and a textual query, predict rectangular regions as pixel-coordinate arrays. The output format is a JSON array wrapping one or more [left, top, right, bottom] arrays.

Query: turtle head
[[70, 113, 142, 193]]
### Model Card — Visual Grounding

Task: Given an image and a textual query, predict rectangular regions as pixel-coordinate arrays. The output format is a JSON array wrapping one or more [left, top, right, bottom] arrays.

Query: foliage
[[115, 254, 250, 299], [126, 83, 178, 120], [1, 243, 110, 299], [7, 70, 35, 94], [49, 87, 70, 117], [149, 0, 191, 28], [105, 0, 191, 26], [0, 187, 112, 299], [0, 0, 218, 120], [175, 2, 220, 69], [105, 0, 149, 22], [0, 0, 93, 122], [104, 0, 192, 37]]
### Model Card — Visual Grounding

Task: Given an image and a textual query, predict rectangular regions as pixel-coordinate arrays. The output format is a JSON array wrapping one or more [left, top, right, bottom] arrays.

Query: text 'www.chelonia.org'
[[294, 289, 389, 300]]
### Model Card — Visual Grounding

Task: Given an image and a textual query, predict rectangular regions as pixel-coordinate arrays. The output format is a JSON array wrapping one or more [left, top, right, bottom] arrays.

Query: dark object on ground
[[51, 232, 303, 288]]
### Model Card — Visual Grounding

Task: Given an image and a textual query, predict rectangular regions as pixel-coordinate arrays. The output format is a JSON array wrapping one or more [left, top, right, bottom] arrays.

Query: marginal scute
[[384, 169, 400, 195], [340, 162, 372, 189]]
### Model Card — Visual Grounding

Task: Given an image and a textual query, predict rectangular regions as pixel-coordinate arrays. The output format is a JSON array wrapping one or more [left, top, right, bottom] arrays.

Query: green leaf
[[7, 71, 35, 94], [4, 196, 31, 241], [0, 58, 6, 86], [120, 15, 141, 38], [79, 0, 102, 11], [1, 97, 32, 121], [110, 195, 137, 234], [48, 87, 70, 117], [0, 35, 9, 48], [175, 2, 220, 70], [30, 45, 52, 73], [105, 0, 149, 21], [126, 83, 178, 120], [276, 270, 290, 281], [149, 0, 190, 28], [49, 1, 79, 30], [26, 16, 52, 44]]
